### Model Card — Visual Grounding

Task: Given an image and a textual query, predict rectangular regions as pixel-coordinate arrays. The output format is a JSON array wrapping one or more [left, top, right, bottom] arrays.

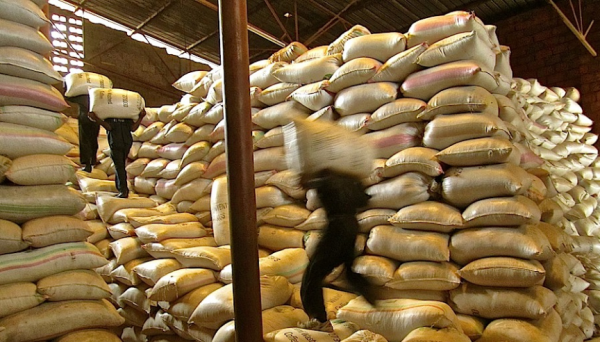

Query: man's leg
[[109, 133, 129, 197]]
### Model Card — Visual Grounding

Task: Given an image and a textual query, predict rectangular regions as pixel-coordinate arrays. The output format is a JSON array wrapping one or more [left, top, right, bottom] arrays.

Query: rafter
[[263, 0, 292, 43], [304, 0, 361, 46], [193, 0, 286, 47], [547, 0, 596, 56]]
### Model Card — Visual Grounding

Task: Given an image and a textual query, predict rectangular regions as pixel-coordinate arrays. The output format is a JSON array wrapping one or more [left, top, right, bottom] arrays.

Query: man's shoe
[[298, 318, 334, 333], [81, 165, 92, 172], [117, 192, 129, 198]]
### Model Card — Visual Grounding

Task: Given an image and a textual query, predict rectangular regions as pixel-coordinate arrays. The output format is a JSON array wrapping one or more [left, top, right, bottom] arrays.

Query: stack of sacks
[[239, 11, 511, 342], [508, 78, 599, 341], [93, 194, 172, 340], [0, 1, 123, 340]]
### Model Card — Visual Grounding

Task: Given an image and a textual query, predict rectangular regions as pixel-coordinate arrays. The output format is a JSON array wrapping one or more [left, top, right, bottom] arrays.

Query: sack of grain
[[258, 82, 302, 106], [476, 309, 562, 342], [0, 18, 53, 55], [450, 225, 553, 265], [55, 329, 122, 342], [165, 282, 223, 322], [347, 255, 396, 286], [254, 146, 287, 173], [0, 122, 72, 159], [0, 241, 107, 285], [337, 297, 461, 341], [133, 177, 157, 195], [0, 46, 60, 85], [172, 70, 208, 93], [288, 80, 334, 111], [0, 299, 124, 342], [273, 54, 342, 84], [417, 31, 496, 70], [260, 204, 310, 227], [366, 225, 449, 262], [343, 32, 406, 62], [334, 82, 398, 116], [284, 118, 375, 179], [0, 184, 85, 223], [435, 137, 513, 166], [326, 57, 381, 93], [459, 257, 546, 287], [89, 88, 145, 120], [263, 327, 341, 342], [21, 215, 92, 248], [389, 201, 463, 233], [189, 275, 292, 329], [423, 113, 508, 151], [402, 327, 470, 342], [369, 43, 427, 83], [142, 237, 217, 259], [132, 258, 183, 286], [420, 86, 498, 120], [0, 219, 28, 255], [441, 164, 531, 208], [172, 246, 231, 270], [252, 101, 312, 129], [215, 305, 309, 342], [366, 98, 425, 131], [258, 225, 305, 251], [148, 268, 217, 303], [0, 105, 66, 132], [78, 177, 117, 193], [336, 113, 369, 134], [366, 172, 432, 210], [64, 72, 112, 97], [0, 282, 45, 318], [449, 283, 556, 319], [0, 0, 48, 28], [406, 12, 490, 48], [249, 62, 287, 89], [401, 60, 498, 100], [37, 269, 111, 301], [383, 147, 441, 178], [109, 237, 149, 266], [386, 261, 460, 291], [220, 248, 308, 284], [462, 195, 541, 227], [135, 222, 207, 244]]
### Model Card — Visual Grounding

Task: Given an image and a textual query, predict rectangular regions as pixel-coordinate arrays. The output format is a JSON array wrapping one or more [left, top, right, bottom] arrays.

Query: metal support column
[[218, 1, 263, 341]]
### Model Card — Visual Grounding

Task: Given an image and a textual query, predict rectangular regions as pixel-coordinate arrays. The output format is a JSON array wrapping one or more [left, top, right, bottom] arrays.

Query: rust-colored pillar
[[217, 1, 263, 341]]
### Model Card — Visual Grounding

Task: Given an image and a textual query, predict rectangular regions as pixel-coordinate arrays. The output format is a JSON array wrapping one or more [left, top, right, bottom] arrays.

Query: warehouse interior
[[1, 0, 600, 341]]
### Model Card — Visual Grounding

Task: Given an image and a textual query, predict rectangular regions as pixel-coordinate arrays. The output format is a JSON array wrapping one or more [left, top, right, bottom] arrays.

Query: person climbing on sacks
[[63, 72, 114, 173], [87, 88, 146, 198], [283, 119, 377, 333]]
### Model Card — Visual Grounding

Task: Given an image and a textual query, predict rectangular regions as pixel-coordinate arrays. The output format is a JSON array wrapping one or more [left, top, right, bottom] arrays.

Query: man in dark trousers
[[299, 169, 376, 332], [65, 95, 99, 172], [88, 109, 145, 198]]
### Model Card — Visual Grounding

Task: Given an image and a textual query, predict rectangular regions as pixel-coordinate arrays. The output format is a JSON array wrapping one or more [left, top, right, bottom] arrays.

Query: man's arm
[[132, 109, 146, 131], [88, 111, 112, 131]]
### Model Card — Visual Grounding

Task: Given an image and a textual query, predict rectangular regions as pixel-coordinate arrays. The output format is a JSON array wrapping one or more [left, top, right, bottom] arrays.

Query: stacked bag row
[[509, 77, 600, 341], [0, 0, 124, 341]]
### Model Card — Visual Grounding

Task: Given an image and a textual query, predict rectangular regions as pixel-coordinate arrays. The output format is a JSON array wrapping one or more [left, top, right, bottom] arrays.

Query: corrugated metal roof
[[59, 0, 548, 66]]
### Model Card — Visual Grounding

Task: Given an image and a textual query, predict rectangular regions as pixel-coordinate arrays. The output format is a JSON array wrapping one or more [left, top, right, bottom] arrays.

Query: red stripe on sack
[[0, 250, 101, 273]]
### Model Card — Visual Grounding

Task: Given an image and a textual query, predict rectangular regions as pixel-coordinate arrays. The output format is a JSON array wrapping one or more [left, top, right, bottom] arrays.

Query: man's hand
[[132, 108, 146, 131], [88, 111, 112, 131]]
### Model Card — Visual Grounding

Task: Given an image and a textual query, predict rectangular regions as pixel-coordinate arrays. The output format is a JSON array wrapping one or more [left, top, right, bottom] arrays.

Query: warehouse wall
[[495, 1, 600, 138], [81, 21, 211, 107]]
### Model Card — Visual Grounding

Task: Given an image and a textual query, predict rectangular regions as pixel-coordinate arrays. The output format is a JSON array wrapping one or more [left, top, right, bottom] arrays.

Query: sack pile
[[508, 77, 599, 342], [0, 1, 123, 341], [18, 6, 600, 342]]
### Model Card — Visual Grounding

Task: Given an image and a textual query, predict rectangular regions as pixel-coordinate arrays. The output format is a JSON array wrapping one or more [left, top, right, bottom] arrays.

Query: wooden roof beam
[[193, 0, 286, 47]]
